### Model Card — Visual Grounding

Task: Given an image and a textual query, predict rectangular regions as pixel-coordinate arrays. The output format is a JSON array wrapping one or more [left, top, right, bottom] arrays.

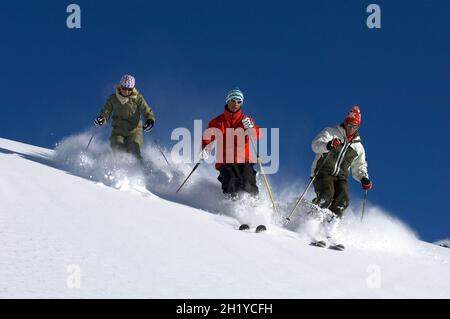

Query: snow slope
[[1, 136, 449, 298], [435, 239, 450, 248]]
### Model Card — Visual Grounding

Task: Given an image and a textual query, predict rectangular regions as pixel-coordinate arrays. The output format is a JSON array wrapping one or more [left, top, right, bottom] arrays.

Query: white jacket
[[311, 125, 369, 182]]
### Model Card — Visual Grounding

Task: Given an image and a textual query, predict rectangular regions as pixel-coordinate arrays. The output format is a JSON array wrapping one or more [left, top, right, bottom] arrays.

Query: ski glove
[[143, 119, 154, 132], [326, 138, 341, 151], [94, 116, 105, 126], [242, 117, 254, 130], [199, 148, 210, 161], [361, 177, 373, 191]]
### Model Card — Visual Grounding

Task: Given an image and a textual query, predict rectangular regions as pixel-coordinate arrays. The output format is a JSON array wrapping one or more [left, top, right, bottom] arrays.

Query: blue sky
[[1, 0, 449, 241]]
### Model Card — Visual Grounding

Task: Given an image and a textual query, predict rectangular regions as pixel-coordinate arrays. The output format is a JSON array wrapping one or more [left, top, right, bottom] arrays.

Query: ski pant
[[218, 163, 259, 196], [110, 129, 143, 161], [312, 173, 350, 218]]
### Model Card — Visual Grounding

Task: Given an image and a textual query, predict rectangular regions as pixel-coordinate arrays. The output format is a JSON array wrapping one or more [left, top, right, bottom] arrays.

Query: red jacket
[[202, 106, 261, 170]]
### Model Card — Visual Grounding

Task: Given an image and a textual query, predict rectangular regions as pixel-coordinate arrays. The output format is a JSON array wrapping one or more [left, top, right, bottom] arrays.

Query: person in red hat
[[310, 106, 372, 228]]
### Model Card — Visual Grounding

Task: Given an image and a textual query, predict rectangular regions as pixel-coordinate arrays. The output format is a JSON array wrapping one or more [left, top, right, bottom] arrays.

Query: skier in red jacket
[[201, 88, 261, 200]]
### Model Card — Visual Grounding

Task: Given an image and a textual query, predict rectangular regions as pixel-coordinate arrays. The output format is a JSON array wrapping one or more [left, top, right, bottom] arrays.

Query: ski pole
[[157, 145, 171, 168], [284, 151, 332, 224], [361, 190, 368, 222], [152, 137, 172, 168], [86, 119, 103, 151], [249, 135, 279, 218], [176, 161, 202, 193], [85, 134, 95, 151]]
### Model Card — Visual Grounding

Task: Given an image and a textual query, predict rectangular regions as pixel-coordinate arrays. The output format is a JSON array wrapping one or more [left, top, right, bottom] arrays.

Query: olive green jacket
[[99, 86, 155, 137], [310, 124, 369, 181]]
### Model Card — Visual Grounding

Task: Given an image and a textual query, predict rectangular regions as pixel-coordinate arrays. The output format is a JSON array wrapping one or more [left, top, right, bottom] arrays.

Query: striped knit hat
[[226, 88, 244, 103]]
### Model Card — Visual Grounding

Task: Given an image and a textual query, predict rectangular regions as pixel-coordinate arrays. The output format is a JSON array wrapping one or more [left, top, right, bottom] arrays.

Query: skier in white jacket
[[311, 106, 373, 220]]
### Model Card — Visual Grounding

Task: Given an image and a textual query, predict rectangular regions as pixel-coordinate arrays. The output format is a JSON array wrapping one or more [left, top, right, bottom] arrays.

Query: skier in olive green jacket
[[94, 74, 155, 161], [310, 106, 372, 241]]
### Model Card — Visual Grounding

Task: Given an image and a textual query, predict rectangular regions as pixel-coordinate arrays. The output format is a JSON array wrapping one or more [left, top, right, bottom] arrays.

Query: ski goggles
[[230, 99, 243, 104], [120, 86, 134, 92], [346, 122, 359, 129]]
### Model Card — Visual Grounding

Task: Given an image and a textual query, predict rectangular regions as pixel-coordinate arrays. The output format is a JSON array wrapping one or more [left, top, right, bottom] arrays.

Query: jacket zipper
[[332, 132, 352, 176], [230, 113, 234, 161]]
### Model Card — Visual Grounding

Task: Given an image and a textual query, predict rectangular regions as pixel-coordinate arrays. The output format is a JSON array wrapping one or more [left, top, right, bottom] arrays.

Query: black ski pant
[[312, 173, 350, 218], [218, 163, 259, 196]]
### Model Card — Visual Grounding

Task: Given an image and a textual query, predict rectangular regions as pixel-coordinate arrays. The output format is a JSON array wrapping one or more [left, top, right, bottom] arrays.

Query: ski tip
[[239, 224, 250, 231], [255, 225, 267, 233], [310, 241, 327, 248], [328, 244, 345, 251]]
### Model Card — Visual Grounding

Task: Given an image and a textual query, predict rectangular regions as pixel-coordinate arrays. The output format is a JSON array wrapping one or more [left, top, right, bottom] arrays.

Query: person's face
[[227, 99, 242, 112], [345, 122, 359, 136], [120, 86, 133, 97]]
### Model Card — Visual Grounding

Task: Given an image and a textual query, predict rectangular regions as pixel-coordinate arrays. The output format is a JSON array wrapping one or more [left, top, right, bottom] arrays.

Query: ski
[[326, 236, 345, 251], [310, 240, 327, 248], [328, 244, 345, 251], [238, 224, 267, 233], [255, 225, 267, 233], [309, 241, 344, 250], [239, 224, 250, 231]]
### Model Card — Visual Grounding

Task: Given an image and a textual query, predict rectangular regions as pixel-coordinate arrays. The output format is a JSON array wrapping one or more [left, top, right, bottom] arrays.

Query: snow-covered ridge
[[435, 239, 450, 248], [1, 135, 449, 298]]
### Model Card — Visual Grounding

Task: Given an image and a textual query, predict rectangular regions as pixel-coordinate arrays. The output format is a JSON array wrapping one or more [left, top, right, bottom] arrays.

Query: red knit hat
[[344, 106, 361, 127]]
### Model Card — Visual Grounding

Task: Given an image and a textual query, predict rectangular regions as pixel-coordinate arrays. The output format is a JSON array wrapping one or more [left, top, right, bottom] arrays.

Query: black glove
[[94, 116, 105, 126], [143, 119, 154, 132], [361, 177, 373, 191]]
